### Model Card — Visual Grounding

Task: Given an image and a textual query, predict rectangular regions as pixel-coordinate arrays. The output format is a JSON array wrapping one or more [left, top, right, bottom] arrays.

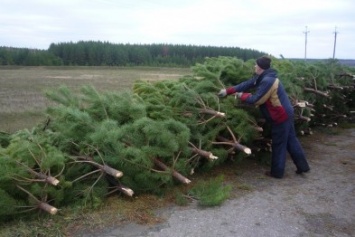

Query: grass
[[187, 175, 232, 207], [0, 66, 191, 133], [0, 193, 169, 237]]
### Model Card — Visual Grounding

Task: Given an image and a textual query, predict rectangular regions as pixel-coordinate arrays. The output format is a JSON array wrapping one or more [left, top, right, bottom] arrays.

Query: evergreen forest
[[0, 41, 266, 66]]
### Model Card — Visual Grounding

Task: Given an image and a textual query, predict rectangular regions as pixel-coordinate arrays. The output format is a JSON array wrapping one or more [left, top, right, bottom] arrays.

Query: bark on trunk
[[190, 147, 218, 160], [296, 115, 311, 122], [304, 87, 330, 97], [77, 156, 123, 178], [102, 164, 123, 178], [199, 109, 225, 118], [153, 158, 191, 184], [38, 202, 58, 215], [116, 184, 134, 197], [31, 170, 60, 186], [216, 136, 252, 155]]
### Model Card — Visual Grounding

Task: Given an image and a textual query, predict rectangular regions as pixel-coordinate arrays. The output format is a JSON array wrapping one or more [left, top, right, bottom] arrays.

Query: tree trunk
[[216, 136, 252, 155], [190, 147, 218, 160], [153, 158, 191, 184], [38, 202, 58, 215], [304, 87, 330, 97], [31, 170, 60, 186], [199, 109, 225, 118], [77, 156, 123, 178], [116, 183, 134, 197]]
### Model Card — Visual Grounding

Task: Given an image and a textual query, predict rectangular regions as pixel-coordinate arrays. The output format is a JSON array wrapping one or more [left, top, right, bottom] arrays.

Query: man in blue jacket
[[218, 56, 310, 178]]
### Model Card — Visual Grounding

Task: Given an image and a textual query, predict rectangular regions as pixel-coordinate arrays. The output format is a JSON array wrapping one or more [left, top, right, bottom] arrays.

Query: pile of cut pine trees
[[0, 57, 354, 220]]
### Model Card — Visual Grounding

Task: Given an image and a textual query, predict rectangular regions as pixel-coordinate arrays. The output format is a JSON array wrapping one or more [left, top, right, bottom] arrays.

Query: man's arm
[[242, 78, 276, 105]]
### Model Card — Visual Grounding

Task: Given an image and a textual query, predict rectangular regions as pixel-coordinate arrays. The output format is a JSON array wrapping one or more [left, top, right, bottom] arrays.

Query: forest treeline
[[0, 41, 266, 66]]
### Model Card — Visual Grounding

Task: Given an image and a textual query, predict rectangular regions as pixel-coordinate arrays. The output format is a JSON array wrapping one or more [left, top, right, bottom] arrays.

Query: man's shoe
[[296, 168, 310, 174], [264, 171, 282, 179]]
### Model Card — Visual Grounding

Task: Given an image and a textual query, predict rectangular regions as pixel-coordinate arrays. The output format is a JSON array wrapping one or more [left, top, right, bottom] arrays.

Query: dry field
[[0, 66, 191, 133]]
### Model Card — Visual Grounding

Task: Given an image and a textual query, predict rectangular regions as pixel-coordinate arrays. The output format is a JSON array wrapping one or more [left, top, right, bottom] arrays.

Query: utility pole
[[303, 26, 310, 60], [333, 27, 338, 59]]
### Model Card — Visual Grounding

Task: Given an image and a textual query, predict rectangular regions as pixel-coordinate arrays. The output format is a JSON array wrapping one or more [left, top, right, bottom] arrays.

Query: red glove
[[240, 93, 252, 101], [226, 87, 237, 95]]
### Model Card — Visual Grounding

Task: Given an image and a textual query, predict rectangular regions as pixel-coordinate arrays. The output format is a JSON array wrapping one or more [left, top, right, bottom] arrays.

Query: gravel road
[[82, 128, 355, 237]]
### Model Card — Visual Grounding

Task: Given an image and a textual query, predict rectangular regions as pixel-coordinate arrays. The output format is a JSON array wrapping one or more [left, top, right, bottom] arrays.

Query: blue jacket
[[228, 69, 293, 124]]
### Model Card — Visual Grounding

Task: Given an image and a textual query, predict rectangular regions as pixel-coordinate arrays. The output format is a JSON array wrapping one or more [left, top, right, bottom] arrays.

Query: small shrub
[[174, 191, 189, 206], [188, 175, 232, 207]]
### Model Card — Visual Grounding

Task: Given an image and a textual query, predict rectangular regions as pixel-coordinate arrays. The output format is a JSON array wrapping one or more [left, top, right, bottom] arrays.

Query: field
[[0, 66, 191, 133]]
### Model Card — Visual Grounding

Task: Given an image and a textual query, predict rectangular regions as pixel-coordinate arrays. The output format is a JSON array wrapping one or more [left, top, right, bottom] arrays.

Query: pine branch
[[295, 115, 311, 122], [42, 117, 51, 131], [219, 125, 252, 155], [299, 128, 313, 136], [327, 84, 344, 90], [16, 185, 58, 215], [199, 108, 226, 118], [28, 169, 60, 186], [181, 84, 225, 123], [214, 136, 251, 155], [76, 156, 123, 178], [304, 87, 330, 97], [15, 160, 60, 186], [337, 72, 355, 79], [71, 169, 101, 183], [38, 202, 58, 215], [107, 180, 134, 197], [153, 158, 191, 184], [322, 104, 334, 111], [189, 144, 218, 160]]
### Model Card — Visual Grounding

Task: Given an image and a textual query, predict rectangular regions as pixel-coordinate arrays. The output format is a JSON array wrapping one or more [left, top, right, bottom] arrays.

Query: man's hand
[[236, 92, 252, 101], [217, 89, 227, 97], [235, 92, 243, 98]]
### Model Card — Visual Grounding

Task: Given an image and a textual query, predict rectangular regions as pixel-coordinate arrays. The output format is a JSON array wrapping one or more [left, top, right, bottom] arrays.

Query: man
[[218, 56, 310, 178]]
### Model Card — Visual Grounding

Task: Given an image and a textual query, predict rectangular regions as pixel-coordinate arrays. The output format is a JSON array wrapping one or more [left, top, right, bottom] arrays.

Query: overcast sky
[[1, 0, 354, 59]]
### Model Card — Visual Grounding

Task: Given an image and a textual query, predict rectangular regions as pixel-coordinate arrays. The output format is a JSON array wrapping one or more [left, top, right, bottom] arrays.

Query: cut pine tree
[[153, 158, 191, 184]]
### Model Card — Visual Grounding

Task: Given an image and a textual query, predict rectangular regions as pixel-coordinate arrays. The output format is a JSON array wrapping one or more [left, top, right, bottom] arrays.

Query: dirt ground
[[77, 128, 355, 237]]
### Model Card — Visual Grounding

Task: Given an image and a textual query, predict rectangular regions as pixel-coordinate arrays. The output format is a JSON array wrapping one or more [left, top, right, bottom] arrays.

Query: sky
[[1, 0, 354, 59]]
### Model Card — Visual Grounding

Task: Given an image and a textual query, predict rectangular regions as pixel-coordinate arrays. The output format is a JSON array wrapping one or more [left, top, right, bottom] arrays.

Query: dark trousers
[[270, 118, 310, 178]]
